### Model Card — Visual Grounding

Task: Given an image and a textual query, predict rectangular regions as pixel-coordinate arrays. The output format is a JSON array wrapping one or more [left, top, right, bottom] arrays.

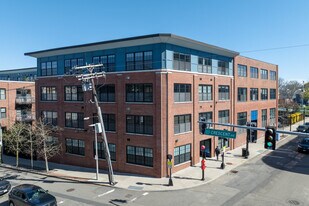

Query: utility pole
[[75, 64, 115, 185], [303, 81, 306, 124], [0, 125, 3, 164]]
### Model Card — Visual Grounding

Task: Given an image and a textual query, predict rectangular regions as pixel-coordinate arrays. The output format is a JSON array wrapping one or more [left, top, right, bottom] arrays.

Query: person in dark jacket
[[215, 146, 220, 161]]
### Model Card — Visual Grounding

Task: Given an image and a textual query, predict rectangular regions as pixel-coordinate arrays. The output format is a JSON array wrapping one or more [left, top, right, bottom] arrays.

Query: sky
[[0, 0, 308, 82]]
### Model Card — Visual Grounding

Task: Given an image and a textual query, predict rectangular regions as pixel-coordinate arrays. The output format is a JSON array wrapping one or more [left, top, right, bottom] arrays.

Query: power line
[[240, 43, 309, 53]]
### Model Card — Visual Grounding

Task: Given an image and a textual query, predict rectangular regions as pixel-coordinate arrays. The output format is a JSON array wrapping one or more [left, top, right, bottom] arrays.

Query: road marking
[[131, 197, 137, 202], [58, 200, 64, 204], [98, 189, 115, 197], [142, 192, 149, 196]]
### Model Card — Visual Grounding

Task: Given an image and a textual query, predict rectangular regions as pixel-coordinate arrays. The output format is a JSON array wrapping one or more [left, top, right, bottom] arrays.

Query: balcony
[[15, 95, 35, 105], [16, 113, 35, 122]]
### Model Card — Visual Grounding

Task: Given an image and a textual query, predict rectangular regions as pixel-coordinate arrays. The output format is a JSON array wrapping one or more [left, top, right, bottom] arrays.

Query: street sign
[[205, 128, 236, 139], [167, 160, 172, 168]]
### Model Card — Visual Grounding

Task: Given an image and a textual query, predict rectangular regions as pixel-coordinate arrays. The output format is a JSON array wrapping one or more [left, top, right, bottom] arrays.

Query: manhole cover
[[230, 170, 238, 173], [226, 162, 233, 165], [66, 188, 75, 192], [287, 200, 300, 205]]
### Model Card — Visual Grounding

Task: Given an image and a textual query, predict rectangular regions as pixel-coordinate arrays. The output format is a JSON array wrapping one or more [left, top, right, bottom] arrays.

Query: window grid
[[270, 89, 276, 99], [126, 51, 152, 71], [0, 108, 6, 119], [94, 142, 116, 161], [250, 88, 259, 101], [270, 71, 276, 80], [237, 112, 247, 134], [64, 58, 84, 74], [0, 89, 6, 100], [198, 57, 212, 73], [218, 61, 229, 75], [174, 114, 191, 134], [126, 146, 153, 167], [97, 85, 115, 102], [65, 112, 84, 129], [41, 111, 57, 126], [270, 108, 276, 126], [261, 88, 268, 100], [218, 85, 230, 100], [173, 53, 191, 71], [262, 109, 267, 127], [126, 84, 153, 102], [218, 110, 229, 123], [198, 85, 212, 101], [66, 138, 85, 156], [238, 64, 247, 77], [41, 86, 57, 101], [64, 86, 84, 101], [126, 115, 153, 135], [41, 61, 57, 76], [174, 84, 191, 102], [92, 55, 116, 72], [260, 69, 268, 79], [237, 88, 247, 102], [250, 67, 258, 78], [174, 144, 191, 165]]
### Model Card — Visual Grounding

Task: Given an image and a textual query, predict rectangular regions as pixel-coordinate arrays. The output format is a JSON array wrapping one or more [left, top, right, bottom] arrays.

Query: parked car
[[8, 184, 57, 206], [0, 178, 11, 196], [304, 122, 309, 126], [298, 137, 309, 153], [297, 125, 309, 132]]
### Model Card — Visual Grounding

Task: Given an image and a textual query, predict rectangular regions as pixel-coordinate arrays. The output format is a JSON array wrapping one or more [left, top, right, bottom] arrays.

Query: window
[[174, 114, 191, 134], [270, 108, 276, 126], [250, 67, 258, 78], [92, 55, 116, 72], [64, 58, 84, 74], [218, 61, 229, 75], [41, 61, 57, 76], [238, 88, 247, 102], [0, 108, 6, 119], [102, 114, 116, 131], [198, 85, 212, 101], [261, 88, 268, 100], [262, 109, 267, 127], [65, 86, 84, 101], [218, 85, 230, 100], [250, 88, 259, 101], [0, 89, 5, 100], [270, 89, 276, 99], [270, 71, 276, 80], [66, 138, 85, 156], [173, 53, 191, 71], [199, 112, 212, 131], [174, 84, 191, 102], [94, 142, 116, 161], [41, 111, 57, 126], [126, 146, 153, 167], [174, 144, 191, 165], [97, 85, 115, 102], [65, 112, 84, 129], [41, 86, 57, 101], [218, 110, 229, 123], [238, 64, 247, 77], [126, 115, 153, 135], [218, 137, 229, 149], [126, 84, 153, 102], [198, 57, 212, 73], [260, 69, 268, 79], [237, 112, 247, 134], [126, 51, 152, 71]]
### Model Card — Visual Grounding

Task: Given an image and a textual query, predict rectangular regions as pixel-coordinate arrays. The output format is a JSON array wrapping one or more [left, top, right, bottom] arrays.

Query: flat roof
[[25, 33, 239, 58], [0, 67, 37, 74]]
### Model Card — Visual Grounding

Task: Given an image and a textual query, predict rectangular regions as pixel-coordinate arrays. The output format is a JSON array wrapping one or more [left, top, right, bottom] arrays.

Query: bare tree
[[279, 79, 302, 100], [23, 124, 36, 169], [33, 119, 61, 173], [3, 122, 27, 167]]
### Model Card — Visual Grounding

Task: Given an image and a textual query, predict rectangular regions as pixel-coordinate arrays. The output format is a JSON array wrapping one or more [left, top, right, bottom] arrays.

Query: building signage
[[205, 128, 236, 139]]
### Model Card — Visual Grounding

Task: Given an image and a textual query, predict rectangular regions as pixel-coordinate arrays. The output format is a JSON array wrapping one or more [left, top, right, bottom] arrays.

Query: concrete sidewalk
[[1, 118, 307, 192]]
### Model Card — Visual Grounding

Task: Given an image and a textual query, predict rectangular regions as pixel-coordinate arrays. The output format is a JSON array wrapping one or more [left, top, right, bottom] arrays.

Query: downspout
[[165, 71, 169, 177]]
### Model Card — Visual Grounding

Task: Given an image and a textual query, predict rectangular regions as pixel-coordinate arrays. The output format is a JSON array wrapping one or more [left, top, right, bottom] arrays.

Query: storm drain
[[66, 188, 75, 192], [287, 200, 300, 205]]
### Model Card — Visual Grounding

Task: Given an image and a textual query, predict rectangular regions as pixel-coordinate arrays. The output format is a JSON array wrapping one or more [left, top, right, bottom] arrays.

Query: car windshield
[[26, 188, 47, 201], [301, 139, 309, 145], [298, 126, 306, 129]]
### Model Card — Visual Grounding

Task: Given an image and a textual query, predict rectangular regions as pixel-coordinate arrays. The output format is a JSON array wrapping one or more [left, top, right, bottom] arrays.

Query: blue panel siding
[[251, 110, 258, 121], [191, 55, 198, 72]]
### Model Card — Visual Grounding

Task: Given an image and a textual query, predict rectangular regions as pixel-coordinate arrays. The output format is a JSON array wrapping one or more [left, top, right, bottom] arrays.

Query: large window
[[65, 112, 84, 129], [270, 89, 276, 99], [126, 51, 152, 71], [126, 84, 153, 102], [94, 142, 116, 161], [218, 61, 229, 75], [261, 88, 268, 100], [198, 57, 212, 73], [64, 58, 84, 74], [174, 144, 191, 165], [126, 146, 153, 167], [260, 69, 268, 79], [250, 88, 259, 101], [126, 115, 153, 135], [102, 114, 116, 132], [97, 85, 115, 102], [0, 89, 5, 100], [237, 112, 247, 134], [237, 88, 247, 102], [174, 114, 191, 134], [66, 138, 85, 156], [238, 64, 247, 77], [0, 108, 6, 119], [173, 53, 191, 71], [270, 71, 276, 80], [41, 86, 57, 101], [174, 84, 191, 102], [250, 67, 258, 78], [41, 61, 57, 76], [218, 85, 230, 100], [92, 55, 115, 72], [199, 85, 212, 101], [218, 110, 229, 123], [41, 111, 57, 126], [270, 108, 276, 126], [262, 109, 267, 127], [199, 112, 212, 132], [65, 86, 83, 101]]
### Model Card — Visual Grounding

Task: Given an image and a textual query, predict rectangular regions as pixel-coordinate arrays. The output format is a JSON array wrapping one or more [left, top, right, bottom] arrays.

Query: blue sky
[[0, 0, 308, 82]]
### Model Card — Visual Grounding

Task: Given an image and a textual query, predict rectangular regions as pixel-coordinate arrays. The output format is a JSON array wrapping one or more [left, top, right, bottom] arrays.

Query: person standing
[[215, 146, 220, 161]]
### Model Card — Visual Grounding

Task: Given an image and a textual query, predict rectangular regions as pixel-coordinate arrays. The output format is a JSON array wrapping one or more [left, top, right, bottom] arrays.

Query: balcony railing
[[16, 113, 35, 122], [15, 95, 35, 104]]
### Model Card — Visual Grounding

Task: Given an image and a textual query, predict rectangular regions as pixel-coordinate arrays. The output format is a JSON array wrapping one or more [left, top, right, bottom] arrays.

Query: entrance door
[[200, 139, 211, 157]]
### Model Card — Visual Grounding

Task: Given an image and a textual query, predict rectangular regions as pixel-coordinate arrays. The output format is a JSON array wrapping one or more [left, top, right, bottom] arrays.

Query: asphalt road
[[0, 135, 308, 206]]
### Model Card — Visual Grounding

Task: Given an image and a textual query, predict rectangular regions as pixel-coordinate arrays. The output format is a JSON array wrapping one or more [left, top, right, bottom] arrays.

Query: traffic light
[[200, 118, 206, 134], [264, 126, 276, 150]]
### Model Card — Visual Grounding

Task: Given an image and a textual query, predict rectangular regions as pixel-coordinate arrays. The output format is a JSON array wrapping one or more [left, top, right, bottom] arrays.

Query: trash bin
[[242, 148, 249, 157]]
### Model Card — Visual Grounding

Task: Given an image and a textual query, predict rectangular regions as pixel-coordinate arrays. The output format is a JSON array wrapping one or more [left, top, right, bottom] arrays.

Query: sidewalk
[[1, 118, 307, 192]]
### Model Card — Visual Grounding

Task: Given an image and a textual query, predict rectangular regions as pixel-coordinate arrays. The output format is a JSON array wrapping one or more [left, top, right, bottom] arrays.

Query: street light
[[88, 123, 102, 180]]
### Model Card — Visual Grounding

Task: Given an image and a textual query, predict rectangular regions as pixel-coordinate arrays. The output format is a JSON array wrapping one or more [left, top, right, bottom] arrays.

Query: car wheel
[[9, 201, 15, 206]]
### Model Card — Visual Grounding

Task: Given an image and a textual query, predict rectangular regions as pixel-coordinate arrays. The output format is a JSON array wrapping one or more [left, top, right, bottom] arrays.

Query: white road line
[[98, 189, 115, 197], [131, 197, 137, 202], [142, 192, 149, 196], [58, 200, 64, 204]]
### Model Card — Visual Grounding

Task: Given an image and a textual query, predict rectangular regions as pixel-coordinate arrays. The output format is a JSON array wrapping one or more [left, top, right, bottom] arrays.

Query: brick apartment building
[[0, 80, 36, 131], [25, 34, 278, 177]]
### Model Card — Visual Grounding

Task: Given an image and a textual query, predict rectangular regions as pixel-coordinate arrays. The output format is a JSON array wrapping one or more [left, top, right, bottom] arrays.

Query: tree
[[3, 122, 28, 167], [33, 119, 61, 173], [279, 79, 302, 100], [304, 81, 309, 103]]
